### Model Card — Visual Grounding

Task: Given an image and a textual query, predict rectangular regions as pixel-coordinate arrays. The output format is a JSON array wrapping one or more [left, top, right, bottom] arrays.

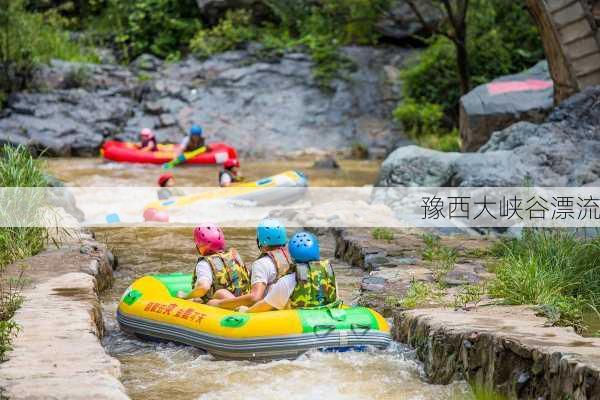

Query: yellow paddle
[[162, 146, 207, 170]]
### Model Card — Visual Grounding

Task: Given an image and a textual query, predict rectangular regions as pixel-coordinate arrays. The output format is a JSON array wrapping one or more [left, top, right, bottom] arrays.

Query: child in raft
[[175, 124, 207, 159], [139, 128, 158, 152], [219, 158, 243, 187], [156, 173, 185, 200], [206, 218, 297, 312], [238, 231, 338, 313], [177, 224, 251, 303]]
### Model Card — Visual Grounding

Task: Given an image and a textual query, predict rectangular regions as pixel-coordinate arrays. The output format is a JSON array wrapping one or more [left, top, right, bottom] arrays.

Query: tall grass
[[0, 145, 49, 360], [490, 229, 600, 331], [0, 145, 49, 267]]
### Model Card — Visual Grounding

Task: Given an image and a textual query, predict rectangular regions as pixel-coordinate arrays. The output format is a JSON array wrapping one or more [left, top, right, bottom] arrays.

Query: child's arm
[[207, 283, 266, 309], [178, 280, 210, 300]]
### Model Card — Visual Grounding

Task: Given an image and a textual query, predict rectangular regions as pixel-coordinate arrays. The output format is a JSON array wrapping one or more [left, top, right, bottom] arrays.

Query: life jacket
[[259, 247, 295, 281], [141, 137, 158, 151], [219, 170, 243, 185], [184, 136, 205, 152], [192, 248, 251, 301], [289, 259, 338, 309]]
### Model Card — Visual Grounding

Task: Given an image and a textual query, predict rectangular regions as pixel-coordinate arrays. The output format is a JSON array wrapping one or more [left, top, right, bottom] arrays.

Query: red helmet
[[141, 128, 154, 138], [194, 224, 225, 256], [157, 172, 173, 187], [224, 158, 240, 169]]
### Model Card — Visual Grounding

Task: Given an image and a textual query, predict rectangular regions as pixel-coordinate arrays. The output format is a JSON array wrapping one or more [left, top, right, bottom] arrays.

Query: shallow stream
[[46, 157, 471, 400]]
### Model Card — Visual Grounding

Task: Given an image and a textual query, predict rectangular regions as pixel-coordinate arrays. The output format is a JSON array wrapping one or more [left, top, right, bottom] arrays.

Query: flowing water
[[46, 157, 471, 400]]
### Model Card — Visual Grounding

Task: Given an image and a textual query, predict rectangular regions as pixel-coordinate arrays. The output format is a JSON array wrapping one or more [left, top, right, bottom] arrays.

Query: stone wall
[[0, 231, 129, 400], [394, 307, 600, 399]]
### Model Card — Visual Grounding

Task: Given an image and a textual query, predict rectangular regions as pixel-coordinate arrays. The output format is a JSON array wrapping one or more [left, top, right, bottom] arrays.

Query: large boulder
[[377, 85, 600, 188], [0, 46, 409, 157], [459, 61, 554, 152]]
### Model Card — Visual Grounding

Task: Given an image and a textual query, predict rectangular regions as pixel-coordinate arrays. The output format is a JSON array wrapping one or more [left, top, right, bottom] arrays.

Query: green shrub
[[190, 10, 258, 58], [394, 99, 444, 137], [0, 320, 20, 361], [372, 227, 394, 241], [489, 229, 600, 331], [101, 0, 201, 60], [0, 0, 98, 104], [401, 280, 440, 309], [25, 0, 106, 29], [454, 284, 486, 310]]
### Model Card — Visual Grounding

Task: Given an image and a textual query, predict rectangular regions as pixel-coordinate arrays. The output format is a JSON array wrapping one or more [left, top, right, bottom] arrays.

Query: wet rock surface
[[460, 61, 554, 152], [376, 86, 600, 188], [394, 306, 600, 399], [0, 46, 410, 157]]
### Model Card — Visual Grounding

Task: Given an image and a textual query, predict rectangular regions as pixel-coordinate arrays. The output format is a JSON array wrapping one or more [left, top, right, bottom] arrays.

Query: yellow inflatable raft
[[117, 273, 391, 360], [144, 170, 308, 212]]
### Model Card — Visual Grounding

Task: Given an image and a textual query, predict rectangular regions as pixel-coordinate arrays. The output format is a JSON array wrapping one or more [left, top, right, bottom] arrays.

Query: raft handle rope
[[313, 324, 336, 338], [351, 323, 371, 335]]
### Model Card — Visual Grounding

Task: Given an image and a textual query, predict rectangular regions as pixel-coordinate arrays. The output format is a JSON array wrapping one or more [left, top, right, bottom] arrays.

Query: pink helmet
[[194, 224, 225, 255], [141, 128, 154, 138]]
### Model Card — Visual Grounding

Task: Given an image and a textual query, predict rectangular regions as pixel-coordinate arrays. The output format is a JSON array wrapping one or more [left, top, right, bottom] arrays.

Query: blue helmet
[[257, 218, 287, 247], [190, 125, 203, 136], [289, 231, 320, 263]]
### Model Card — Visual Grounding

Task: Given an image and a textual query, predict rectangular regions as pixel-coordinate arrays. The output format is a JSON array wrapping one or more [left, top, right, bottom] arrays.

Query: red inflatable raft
[[100, 141, 238, 165]]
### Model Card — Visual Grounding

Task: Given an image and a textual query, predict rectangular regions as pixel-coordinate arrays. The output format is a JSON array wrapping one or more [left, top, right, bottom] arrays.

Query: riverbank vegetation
[[0, 145, 49, 360], [0, 0, 99, 107], [394, 0, 543, 151], [1, 1, 545, 150], [490, 229, 600, 333]]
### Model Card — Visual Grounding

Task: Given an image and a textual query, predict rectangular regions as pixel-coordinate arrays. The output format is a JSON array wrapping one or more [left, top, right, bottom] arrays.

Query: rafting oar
[[162, 146, 207, 170]]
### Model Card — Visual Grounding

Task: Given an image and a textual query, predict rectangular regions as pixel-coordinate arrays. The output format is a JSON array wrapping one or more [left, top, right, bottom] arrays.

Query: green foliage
[[102, 0, 202, 60], [0, 145, 48, 268], [190, 10, 258, 58], [401, 280, 439, 309], [0, 320, 20, 361], [394, 99, 444, 137], [466, 385, 507, 400], [454, 283, 486, 310], [393, 99, 460, 151], [372, 227, 394, 241], [489, 229, 600, 331], [63, 65, 92, 88], [398, 0, 544, 130], [421, 233, 458, 282], [0, 145, 48, 187], [25, 0, 106, 29], [0, 146, 49, 361], [188, 0, 389, 88], [0, 0, 97, 105]]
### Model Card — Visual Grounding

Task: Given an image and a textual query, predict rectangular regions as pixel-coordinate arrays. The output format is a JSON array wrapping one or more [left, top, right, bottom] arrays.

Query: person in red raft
[[219, 158, 243, 187], [157, 173, 185, 200], [139, 128, 158, 152]]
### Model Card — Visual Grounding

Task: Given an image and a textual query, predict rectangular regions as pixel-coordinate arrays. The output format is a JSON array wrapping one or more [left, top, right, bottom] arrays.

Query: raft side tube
[[117, 310, 391, 360]]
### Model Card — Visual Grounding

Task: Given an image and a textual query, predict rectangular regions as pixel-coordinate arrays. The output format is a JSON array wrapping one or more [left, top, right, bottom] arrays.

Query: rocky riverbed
[[0, 45, 411, 158]]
